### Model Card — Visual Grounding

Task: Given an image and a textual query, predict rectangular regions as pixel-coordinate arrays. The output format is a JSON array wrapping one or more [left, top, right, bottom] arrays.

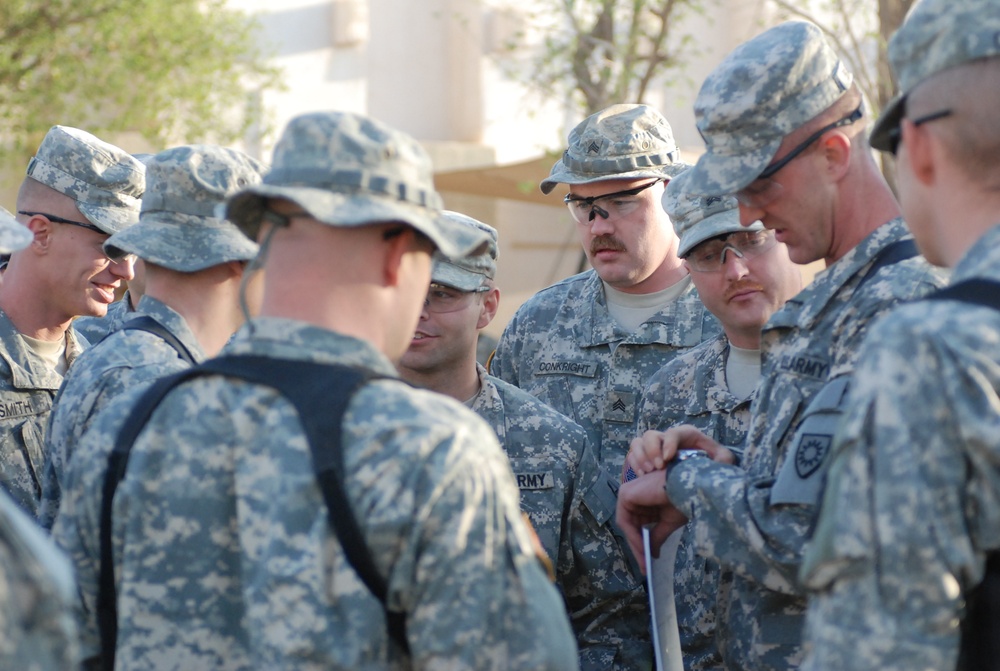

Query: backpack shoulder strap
[[857, 238, 919, 288], [98, 355, 405, 671], [924, 278, 1000, 311], [116, 315, 198, 365]]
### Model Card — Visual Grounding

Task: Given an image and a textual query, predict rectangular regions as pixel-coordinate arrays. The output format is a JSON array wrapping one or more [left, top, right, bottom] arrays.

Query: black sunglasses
[[18, 211, 105, 235], [757, 105, 864, 181], [886, 109, 953, 156]]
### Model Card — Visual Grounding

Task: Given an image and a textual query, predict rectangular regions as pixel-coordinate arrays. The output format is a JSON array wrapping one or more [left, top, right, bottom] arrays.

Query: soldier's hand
[[615, 470, 688, 573], [625, 425, 734, 477]]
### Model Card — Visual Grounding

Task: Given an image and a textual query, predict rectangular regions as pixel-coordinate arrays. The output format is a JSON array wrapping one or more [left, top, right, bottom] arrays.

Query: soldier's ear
[[23, 214, 54, 254], [477, 286, 499, 330]]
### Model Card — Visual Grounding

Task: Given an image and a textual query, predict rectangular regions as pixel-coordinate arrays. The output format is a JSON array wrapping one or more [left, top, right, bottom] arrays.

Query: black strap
[[922, 278, 1000, 670], [924, 278, 1000, 311], [117, 315, 197, 366], [958, 551, 1000, 671], [857, 238, 919, 288], [98, 355, 407, 671]]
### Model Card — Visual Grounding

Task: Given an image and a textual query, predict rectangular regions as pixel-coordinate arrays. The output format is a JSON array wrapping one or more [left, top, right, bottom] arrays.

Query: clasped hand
[[615, 425, 735, 572]]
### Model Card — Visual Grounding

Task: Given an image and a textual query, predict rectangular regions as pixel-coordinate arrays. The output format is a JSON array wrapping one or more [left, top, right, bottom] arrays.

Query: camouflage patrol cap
[[540, 104, 688, 195], [663, 171, 764, 257], [104, 145, 264, 272], [431, 211, 498, 292], [226, 111, 487, 260], [0, 206, 32, 255], [686, 21, 854, 195], [871, 0, 1000, 151], [25, 126, 145, 234]]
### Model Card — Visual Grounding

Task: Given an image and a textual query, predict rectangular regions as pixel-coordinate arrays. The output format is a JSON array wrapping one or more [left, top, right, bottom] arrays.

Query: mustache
[[590, 235, 627, 255], [725, 279, 765, 301]]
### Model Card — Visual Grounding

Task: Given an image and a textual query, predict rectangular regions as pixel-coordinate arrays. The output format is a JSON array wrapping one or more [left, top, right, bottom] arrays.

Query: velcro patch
[[795, 434, 832, 478], [535, 360, 597, 377], [516, 471, 554, 490]]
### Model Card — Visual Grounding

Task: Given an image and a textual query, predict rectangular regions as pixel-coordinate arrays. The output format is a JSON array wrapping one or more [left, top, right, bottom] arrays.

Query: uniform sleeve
[[365, 415, 579, 671], [560, 438, 650, 671], [50, 405, 127, 667]]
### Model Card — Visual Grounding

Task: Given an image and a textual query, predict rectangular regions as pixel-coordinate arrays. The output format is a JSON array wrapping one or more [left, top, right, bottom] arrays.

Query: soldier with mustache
[[632, 178, 802, 670], [489, 104, 719, 498]]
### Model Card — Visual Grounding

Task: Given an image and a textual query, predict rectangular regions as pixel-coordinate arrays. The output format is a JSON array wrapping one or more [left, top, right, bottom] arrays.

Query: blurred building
[[228, 0, 793, 337]]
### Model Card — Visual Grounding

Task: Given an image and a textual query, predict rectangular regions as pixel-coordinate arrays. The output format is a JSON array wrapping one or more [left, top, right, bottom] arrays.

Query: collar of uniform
[[133, 295, 207, 363], [0, 309, 67, 390], [766, 217, 913, 332], [225, 316, 400, 378], [681, 333, 749, 416], [471, 363, 506, 437], [951, 222, 1000, 285], [580, 270, 719, 347]]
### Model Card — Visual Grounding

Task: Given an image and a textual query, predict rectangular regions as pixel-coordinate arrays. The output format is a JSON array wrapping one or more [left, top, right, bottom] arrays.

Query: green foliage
[[492, 0, 713, 115], [0, 0, 281, 157]]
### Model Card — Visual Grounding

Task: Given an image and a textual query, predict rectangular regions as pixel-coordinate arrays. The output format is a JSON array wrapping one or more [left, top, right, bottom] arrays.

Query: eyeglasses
[[684, 229, 778, 273], [424, 282, 489, 313], [886, 109, 953, 156], [18, 210, 105, 234], [564, 178, 663, 224], [735, 106, 864, 208], [17, 210, 135, 264]]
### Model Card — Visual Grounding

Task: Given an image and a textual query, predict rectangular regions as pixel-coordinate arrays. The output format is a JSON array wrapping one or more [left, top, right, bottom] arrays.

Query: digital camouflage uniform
[[637, 333, 752, 671], [72, 291, 135, 344], [55, 319, 578, 670], [491, 271, 718, 479], [492, 104, 718, 481], [471, 364, 648, 671], [54, 111, 577, 670], [40, 143, 263, 530], [802, 2, 1000, 669], [0, 207, 79, 671], [659, 22, 948, 669], [0, 311, 86, 515], [40, 296, 206, 530], [0, 126, 144, 516], [664, 222, 944, 669]]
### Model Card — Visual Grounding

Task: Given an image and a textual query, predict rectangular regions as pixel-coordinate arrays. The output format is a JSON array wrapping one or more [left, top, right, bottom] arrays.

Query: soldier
[[53, 111, 577, 670], [634, 177, 802, 670], [40, 144, 265, 530], [0, 126, 143, 515], [617, 21, 946, 669], [802, 1, 1000, 669], [0, 208, 79, 670], [489, 104, 719, 483], [398, 211, 648, 671]]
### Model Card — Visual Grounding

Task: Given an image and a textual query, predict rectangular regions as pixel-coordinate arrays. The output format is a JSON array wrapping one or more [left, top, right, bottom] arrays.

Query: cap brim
[[227, 184, 487, 260], [431, 259, 488, 291], [105, 214, 259, 272], [683, 139, 783, 197], [870, 93, 905, 153], [678, 217, 764, 257], [540, 162, 690, 195], [77, 202, 140, 236]]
